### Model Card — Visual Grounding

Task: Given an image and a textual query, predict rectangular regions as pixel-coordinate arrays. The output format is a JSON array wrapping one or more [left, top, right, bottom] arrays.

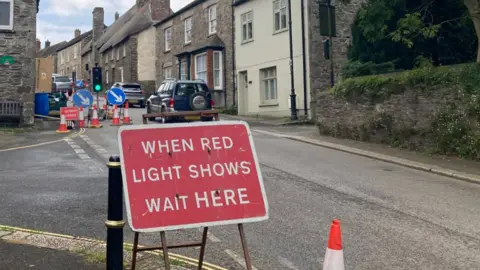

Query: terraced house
[[84, 0, 171, 94], [37, 40, 67, 74], [56, 29, 93, 79], [154, 0, 234, 107]]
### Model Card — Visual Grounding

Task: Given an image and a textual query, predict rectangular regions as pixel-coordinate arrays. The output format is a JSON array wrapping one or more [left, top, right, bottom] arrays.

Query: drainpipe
[[287, 0, 298, 120], [300, 0, 308, 117], [231, 0, 236, 106]]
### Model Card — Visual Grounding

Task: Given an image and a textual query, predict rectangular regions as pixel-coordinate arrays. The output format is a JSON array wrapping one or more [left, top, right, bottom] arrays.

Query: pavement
[[1, 108, 480, 269]]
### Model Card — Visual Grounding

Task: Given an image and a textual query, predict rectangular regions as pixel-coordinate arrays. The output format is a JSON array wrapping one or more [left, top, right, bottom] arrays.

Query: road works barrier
[[322, 219, 345, 270]]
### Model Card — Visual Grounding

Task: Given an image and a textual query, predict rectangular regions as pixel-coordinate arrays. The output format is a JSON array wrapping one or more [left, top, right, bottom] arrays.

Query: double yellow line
[[0, 224, 227, 270], [0, 128, 85, 153]]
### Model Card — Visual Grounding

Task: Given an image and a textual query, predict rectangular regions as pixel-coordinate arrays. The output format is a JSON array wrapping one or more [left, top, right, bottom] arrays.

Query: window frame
[[208, 4, 217, 35], [116, 47, 120, 60], [184, 17, 192, 44], [119, 67, 124, 82], [180, 61, 188, 80], [164, 66, 172, 80], [260, 67, 278, 103], [213, 51, 223, 90], [164, 27, 172, 51], [273, 0, 288, 33], [106, 69, 109, 84], [0, 0, 14, 31], [194, 53, 207, 83], [73, 45, 78, 59], [241, 11, 253, 43]]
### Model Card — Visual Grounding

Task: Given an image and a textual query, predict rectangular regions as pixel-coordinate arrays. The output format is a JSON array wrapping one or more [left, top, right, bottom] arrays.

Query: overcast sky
[[37, 0, 193, 47]]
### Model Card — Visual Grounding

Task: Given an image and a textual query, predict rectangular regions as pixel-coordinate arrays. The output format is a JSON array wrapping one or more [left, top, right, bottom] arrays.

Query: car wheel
[[159, 107, 168, 124], [147, 103, 155, 121]]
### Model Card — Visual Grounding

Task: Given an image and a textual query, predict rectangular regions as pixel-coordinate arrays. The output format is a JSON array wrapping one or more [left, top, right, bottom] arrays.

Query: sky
[[36, 0, 193, 48]]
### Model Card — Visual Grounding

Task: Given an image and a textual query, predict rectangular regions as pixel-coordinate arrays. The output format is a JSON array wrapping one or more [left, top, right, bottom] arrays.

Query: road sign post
[[105, 156, 125, 270], [107, 87, 126, 106], [118, 120, 268, 270]]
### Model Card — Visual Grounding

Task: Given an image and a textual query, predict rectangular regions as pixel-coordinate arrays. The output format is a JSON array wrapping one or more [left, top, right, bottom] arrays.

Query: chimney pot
[[74, 29, 81, 38], [36, 39, 41, 51], [115, 12, 119, 21], [45, 40, 51, 48]]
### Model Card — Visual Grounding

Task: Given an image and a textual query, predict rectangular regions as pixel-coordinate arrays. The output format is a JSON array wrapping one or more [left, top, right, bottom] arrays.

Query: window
[[208, 5, 217, 35], [213, 51, 223, 89], [123, 45, 126, 57], [106, 69, 109, 84], [67, 49, 70, 62], [164, 27, 172, 51], [184, 17, 192, 44], [60, 52, 64, 64], [241, 11, 253, 42], [116, 48, 120, 60], [119, 67, 124, 82], [164, 67, 172, 79], [273, 0, 287, 32], [260, 67, 277, 101], [0, 0, 13, 30], [180, 61, 188, 80], [111, 50, 114, 60], [195, 53, 207, 83], [74, 45, 78, 59]]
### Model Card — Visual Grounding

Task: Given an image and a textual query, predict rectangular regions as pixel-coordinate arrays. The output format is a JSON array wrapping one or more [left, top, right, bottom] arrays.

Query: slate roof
[[56, 30, 93, 52], [37, 41, 67, 57]]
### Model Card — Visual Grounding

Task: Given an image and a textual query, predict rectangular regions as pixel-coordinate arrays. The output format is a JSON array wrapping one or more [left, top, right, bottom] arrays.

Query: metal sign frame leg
[[238, 223, 253, 270]]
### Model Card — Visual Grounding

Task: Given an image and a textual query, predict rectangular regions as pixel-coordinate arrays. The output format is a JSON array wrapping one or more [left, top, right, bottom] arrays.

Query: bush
[[341, 60, 396, 78]]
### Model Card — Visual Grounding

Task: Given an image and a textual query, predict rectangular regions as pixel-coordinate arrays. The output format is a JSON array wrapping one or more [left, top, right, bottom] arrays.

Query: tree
[[464, 0, 480, 62]]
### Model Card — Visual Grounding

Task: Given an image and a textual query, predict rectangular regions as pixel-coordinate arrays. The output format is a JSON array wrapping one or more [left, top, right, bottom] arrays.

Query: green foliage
[[325, 63, 480, 160], [341, 61, 396, 78], [348, 0, 477, 71]]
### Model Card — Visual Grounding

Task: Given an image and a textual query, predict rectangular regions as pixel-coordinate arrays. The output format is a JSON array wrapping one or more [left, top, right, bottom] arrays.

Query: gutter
[[300, 0, 308, 117]]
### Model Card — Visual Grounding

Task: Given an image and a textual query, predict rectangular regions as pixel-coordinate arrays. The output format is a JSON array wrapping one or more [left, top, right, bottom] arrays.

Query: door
[[238, 71, 248, 115]]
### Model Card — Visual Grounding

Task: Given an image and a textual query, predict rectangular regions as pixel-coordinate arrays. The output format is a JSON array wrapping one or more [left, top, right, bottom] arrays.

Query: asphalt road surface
[[1, 107, 479, 269]]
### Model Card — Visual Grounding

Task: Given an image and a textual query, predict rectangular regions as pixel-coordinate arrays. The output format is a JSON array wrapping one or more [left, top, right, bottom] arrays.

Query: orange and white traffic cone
[[56, 113, 70, 133], [78, 107, 85, 128], [111, 105, 121, 126], [89, 104, 103, 128], [103, 104, 108, 119], [322, 219, 344, 270], [122, 102, 132, 125]]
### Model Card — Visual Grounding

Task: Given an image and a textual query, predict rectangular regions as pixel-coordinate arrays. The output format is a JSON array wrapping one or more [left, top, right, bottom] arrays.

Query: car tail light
[[169, 98, 174, 108], [210, 99, 215, 107], [141, 90, 145, 94]]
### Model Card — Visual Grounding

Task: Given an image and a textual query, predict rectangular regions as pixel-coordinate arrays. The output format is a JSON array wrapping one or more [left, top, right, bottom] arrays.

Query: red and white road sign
[[60, 107, 79, 121], [118, 121, 269, 232]]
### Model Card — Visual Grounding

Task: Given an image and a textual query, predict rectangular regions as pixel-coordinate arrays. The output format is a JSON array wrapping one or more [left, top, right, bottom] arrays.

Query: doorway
[[238, 71, 248, 115]]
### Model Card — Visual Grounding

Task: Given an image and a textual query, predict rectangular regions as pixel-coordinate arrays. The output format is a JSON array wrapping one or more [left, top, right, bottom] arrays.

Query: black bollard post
[[105, 156, 124, 270]]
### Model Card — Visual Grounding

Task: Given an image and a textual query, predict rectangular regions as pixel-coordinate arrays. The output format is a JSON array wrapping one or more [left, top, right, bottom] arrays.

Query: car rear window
[[123, 84, 141, 89], [175, 83, 209, 97], [55, 76, 70, 82]]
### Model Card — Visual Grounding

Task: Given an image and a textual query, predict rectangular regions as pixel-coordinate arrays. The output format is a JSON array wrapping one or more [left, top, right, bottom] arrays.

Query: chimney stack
[[150, 0, 171, 21], [115, 12, 119, 21], [74, 29, 81, 37], [45, 40, 51, 48], [36, 39, 41, 51], [92, 7, 105, 63]]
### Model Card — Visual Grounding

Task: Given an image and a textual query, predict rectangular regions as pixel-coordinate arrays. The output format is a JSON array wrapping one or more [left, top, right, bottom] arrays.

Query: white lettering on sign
[[145, 195, 189, 213], [141, 139, 194, 154], [200, 136, 233, 150], [188, 161, 251, 178], [133, 166, 182, 182], [194, 188, 250, 209]]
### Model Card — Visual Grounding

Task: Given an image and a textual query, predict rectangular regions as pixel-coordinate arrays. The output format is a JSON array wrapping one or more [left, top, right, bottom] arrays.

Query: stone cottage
[[154, 0, 235, 107], [56, 29, 93, 79], [0, 0, 40, 125], [83, 0, 171, 94]]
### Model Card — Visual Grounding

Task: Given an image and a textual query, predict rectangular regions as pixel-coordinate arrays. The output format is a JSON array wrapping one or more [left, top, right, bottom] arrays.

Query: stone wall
[[0, 0, 37, 125], [307, 0, 364, 121]]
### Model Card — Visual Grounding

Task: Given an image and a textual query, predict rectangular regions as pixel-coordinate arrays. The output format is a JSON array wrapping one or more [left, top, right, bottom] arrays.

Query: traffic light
[[92, 67, 103, 92]]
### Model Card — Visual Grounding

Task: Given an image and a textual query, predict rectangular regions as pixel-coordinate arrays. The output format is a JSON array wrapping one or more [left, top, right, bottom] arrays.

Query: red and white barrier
[[322, 219, 344, 270]]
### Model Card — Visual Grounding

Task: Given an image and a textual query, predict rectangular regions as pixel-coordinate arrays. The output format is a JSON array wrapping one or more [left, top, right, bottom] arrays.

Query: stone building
[[154, 0, 234, 107], [307, 0, 364, 120], [0, 0, 40, 125], [81, 7, 105, 82], [37, 40, 67, 73], [84, 0, 171, 94], [56, 29, 93, 79]]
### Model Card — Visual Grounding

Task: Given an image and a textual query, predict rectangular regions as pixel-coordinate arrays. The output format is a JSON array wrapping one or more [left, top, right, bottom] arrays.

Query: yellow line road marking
[[0, 128, 85, 153], [0, 224, 228, 270]]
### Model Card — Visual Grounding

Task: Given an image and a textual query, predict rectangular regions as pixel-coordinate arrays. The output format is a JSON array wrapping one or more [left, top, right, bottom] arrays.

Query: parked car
[[106, 82, 145, 108], [146, 78, 214, 123], [51, 74, 73, 96]]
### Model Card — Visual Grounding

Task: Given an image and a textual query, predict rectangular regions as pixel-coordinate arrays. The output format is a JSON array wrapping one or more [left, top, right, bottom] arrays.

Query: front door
[[238, 71, 248, 115]]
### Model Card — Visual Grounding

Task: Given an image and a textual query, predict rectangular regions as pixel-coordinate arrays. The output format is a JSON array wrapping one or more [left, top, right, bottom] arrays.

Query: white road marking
[[198, 228, 221, 242], [78, 154, 90, 160], [74, 149, 85, 154], [64, 138, 91, 160], [224, 249, 258, 270], [79, 135, 110, 161], [278, 256, 299, 270]]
